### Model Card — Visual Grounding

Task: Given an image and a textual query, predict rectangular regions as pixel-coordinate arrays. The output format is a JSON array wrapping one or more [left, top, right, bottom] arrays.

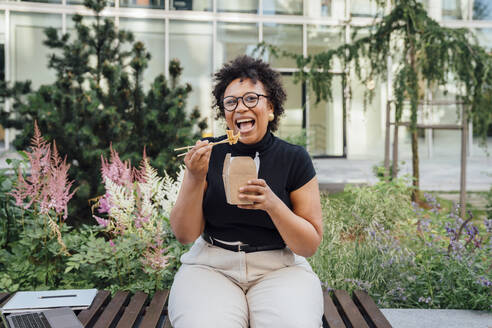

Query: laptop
[[0, 289, 97, 328], [1, 289, 97, 313], [4, 307, 83, 328]]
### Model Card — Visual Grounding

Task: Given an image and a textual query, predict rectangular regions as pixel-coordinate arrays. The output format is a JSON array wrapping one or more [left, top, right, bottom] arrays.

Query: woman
[[169, 55, 324, 328]]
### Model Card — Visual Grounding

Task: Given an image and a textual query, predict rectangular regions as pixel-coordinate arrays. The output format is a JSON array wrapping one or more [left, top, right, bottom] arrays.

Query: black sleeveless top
[[202, 131, 316, 246]]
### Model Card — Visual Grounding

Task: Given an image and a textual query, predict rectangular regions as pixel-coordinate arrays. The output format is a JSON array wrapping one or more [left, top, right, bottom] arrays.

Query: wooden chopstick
[[174, 145, 195, 151], [175, 139, 233, 158]]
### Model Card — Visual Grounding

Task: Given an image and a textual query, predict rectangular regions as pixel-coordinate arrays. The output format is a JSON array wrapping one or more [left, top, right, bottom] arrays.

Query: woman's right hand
[[184, 140, 213, 181]]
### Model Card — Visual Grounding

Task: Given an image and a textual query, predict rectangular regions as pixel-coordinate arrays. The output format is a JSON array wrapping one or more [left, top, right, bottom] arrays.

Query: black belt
[[202, 231, 285, 253]]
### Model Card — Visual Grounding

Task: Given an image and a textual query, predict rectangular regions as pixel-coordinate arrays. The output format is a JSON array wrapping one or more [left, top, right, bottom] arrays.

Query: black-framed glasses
[[222, 92, 268, 112]]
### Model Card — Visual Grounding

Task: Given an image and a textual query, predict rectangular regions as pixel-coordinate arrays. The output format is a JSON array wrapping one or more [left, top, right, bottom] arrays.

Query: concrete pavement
[[313, 156, 492, 192], [380, 309, 492, 328]]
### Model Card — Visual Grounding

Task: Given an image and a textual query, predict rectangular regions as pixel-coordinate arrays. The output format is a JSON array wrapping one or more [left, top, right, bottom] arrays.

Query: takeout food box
[[222, 153, 257, 205]]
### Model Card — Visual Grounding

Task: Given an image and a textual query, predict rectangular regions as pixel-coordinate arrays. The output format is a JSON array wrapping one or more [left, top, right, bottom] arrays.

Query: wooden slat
[[139, 290, 169, 328], [162, 316, 172, 328], [322, 290, 345, 328], [115, 292, 148, 328], [333, 290, 369, 328], [0, 293, 11, 306], [93, 291, 129, 328], [353, 291, 392, 328], [78, 290, 111, 327]]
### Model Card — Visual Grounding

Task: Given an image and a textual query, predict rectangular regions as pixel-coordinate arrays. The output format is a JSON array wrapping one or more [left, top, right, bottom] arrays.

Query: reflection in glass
[[442, 0, 476, 20], [351, 0, 378, 17], [171, 0, 212, 11], [119, 18, 165, 89], [218, 0, 258, 14], [473, 0, 492, 20], [11, 13, 62, 88], [307, 25, 344, 55], [308, 75, 344, 156], [307, 25, 344, 72], [349, 77, 383, 158], [277, 75, 304, 141], [263, 0, 303, 15], [475, 28, 492, 51], [216, 23, 258, 66], [120, 0, 164, 9], [306, 0, 333, 17], [169, 21, 213, 126], [21, 0, 61, 3], [262, 24, 302, 68], [67, 0, 114, 5]]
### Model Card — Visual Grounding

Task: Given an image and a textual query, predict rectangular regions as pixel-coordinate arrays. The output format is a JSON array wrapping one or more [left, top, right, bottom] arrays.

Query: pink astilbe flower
[[98, 194, 112, 214], [133, 146, 148, 184], [39, 141, 76, 219], [10, 122, 76, 219], [10, 122, 52, 209], [101, 145, 133, 187], [94, 215, 109, 227], [109, 239, 117, 253], [141, 243, 170, 270]]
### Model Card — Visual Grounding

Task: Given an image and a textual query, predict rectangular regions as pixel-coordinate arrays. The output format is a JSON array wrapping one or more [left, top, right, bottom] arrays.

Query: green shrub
[[0, 0, 206, 224], [310, 183, 492, 310]]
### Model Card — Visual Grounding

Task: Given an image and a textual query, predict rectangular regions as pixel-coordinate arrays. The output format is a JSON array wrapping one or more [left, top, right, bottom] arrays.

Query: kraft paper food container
[[222, 153, 257, 205]]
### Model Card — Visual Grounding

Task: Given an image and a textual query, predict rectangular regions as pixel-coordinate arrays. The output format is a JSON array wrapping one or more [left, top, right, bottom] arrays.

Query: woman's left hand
[[237, 179, 280, 212]]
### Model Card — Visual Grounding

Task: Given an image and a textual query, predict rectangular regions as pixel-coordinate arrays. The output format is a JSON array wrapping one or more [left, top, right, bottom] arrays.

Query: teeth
[[237, 118, 253, 123]]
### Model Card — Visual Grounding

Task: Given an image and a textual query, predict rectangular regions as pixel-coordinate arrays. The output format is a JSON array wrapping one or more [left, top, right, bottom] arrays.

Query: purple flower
[[476, 276, 492, 287], [94, 215, 109, 227], [484, 219, 492, 233], [418, 296, 432, 304]]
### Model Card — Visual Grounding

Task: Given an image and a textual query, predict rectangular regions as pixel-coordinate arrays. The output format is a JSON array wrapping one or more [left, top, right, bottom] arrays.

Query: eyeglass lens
[[223, 93, 260, 111]]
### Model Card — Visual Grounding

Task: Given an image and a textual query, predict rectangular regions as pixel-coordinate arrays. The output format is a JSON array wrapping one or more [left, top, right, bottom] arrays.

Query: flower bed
[[310, 181, 492, 311]]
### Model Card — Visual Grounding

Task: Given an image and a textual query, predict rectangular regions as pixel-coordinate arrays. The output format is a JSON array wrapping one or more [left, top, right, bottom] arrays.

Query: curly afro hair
[[212, 55, 286, 132]]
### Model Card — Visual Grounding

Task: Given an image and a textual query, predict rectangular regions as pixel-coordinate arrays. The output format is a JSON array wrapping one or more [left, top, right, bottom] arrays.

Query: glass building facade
[[0, 0, 491, 159]]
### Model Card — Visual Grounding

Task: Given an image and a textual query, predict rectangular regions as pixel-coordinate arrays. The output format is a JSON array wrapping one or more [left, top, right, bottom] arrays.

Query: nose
[[235, 97, 249, 112]]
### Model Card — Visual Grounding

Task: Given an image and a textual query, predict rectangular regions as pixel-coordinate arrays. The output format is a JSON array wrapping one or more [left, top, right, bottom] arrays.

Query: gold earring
[[268, 113, 274, 122]]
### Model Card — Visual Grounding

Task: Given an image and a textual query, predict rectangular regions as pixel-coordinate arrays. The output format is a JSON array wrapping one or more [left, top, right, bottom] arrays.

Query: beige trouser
[[168, 236, 323, 328]]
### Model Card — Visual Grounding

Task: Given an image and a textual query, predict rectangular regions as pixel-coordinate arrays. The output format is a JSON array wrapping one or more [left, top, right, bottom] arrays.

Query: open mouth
[[235, 118, 256, 132]]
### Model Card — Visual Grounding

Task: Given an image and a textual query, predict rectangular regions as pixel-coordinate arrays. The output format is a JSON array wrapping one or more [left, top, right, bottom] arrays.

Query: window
[[263, 0, 303, 15], [169, 21, 213, 128], [262, 23, 302, 68], [120, 0, 165, 9], [171, 0, 212, 11], [217, 0, 258, 14], [119, 18, 166, 89], [216, 23, 259, 65]]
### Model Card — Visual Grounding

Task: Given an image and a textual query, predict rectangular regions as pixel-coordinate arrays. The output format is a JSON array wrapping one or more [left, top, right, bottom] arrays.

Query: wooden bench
[[0, 289, 392, 328]]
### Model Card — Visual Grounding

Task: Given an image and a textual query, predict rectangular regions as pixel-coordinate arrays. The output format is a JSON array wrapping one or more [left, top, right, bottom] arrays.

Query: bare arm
[[170, 140, 213, 244], [238, 177, 323, 257]]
